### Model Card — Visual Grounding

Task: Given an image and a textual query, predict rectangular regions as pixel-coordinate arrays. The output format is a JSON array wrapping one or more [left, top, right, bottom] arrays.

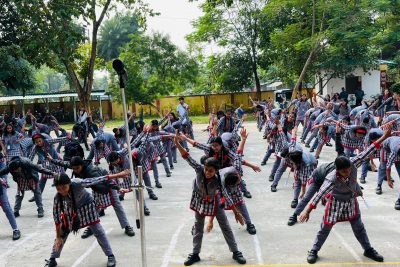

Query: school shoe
[[326, 142, 332, 147], [14, 211, 20, 218], [119, 194, 125, 201], [232, 251, 246, 264], [271, 185, 277, 192], [291, 199, 298, 209], [268, 175, 274, 182], [309, 148, 315, 153], [261, 161, 266, 166], [107, 255, 116, 267], [395, 199, 400, 210], [144, 207, 151, 216], [124, 226, 135, 237], [12, 229, 21, 240], [360, 177, 366, 184], [184, 253, 200, 266], [38, 208, 44, 218], [307, 250, 318, 264], [170, 165, 174, 170], [29, 196, 35, 202], [155, 182, 163, 188], [363, 248, 384, 262], [81, 228, 94, 239], [305, 144, 310, 148], [287, 214, 297, 226], [246, 223, 256, 235], [44, 258, 57, 267], [173, 160, 177, 163], [242, 190, 252, 198], [375, 186, 382, 195], [149, 192, 158, 200], [166, 172, 172, 177]]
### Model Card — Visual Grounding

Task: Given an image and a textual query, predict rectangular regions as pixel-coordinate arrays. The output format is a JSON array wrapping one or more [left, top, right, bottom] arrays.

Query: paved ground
[[1, 122, 400, 267]]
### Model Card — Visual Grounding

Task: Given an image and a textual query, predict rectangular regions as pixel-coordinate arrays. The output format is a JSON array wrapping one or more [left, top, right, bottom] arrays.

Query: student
[[0, 175, 20, 240], [175, 133, 246, 266], [299, 127, 392, 264], [44, 171, 130, 267]]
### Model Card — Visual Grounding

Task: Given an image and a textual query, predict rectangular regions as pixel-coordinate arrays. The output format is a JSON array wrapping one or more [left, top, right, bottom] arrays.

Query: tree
[[109, 32, 199, 106], [0, 46, 36, 95], [13, 0, 154, 110], [98, 12, 140, 62], [188, 0, 268, 99], [264, 0, 378, 97], [35, 65, 69, 93]]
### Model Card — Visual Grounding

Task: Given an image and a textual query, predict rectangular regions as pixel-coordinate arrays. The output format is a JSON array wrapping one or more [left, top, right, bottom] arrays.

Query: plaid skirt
[[16, 177, 38, 193], [76, 201, 100, 228], [381, 149, 400, 163], [190, 191, 217, 216], [54, 200, 100, 229], [41, 159, 65, 179], [93, 190, 114, 209], [6, 148, 22, 162], [118, 177, 133, 191], [224, 186, 243, 209], [323, 194, 359, 226]]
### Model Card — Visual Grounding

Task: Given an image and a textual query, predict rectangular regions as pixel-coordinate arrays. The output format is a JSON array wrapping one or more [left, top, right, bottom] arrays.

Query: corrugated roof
[[0, 91, 107, 102]]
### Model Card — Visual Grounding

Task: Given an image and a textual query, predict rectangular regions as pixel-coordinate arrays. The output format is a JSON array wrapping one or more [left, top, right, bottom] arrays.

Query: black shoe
[[173, 160, 177, 163], [119, 194, 125, 201], [375, 186, 382, 195], [81, 228, 93, 239], [99, 209, 105, 217], [242, 190, 252, 198], [232, 251, 246, 264], [28, 196, 35, 202], [12, 229, 21, 240], [170, 165, 174, 170], [307, 250, 318, 264], [184, 253, 200, 266], [246, 224, 256, 235], [144, 207, 150, 216], [157, 159, 162, 164], [261, 161, 266, 166], [271, 185, 277, 192], [38, 208, 44, 218], [155, 182, 162, 188], [310, 148, 315, 153], [305, 144, 310, 148], [185, 148, 190, 152], [149, 193, 158, 200], [45, 258, 57, 267], [107, 255, 116, 267], [287, 214, 297, 226], [395, 199, 400, 210], [360, 177, 366, 184], [326, 142, 332, 147], [125, 226, 135, 237], [14, 211, 20, 218], [269, 175, 274, 182], [166, 172, 172, 177], [363, 248, 384, 262], [291, 199, 298, 209]]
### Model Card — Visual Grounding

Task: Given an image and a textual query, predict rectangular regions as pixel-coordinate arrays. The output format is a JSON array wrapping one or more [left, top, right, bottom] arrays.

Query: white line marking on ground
[[332, 228, 362, 262], [71, 228, 113, 267], [0, 233, 38, 266], [161, 222, 186, 267], [253, 234, 264, 264]]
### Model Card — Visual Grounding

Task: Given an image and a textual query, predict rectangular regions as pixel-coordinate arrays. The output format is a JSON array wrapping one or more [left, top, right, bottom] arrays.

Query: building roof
[[0, 90, 107, 102]]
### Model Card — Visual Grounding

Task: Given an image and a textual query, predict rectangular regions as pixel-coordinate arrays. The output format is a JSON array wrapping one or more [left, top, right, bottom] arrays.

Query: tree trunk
[[250, 46, 261, 100]]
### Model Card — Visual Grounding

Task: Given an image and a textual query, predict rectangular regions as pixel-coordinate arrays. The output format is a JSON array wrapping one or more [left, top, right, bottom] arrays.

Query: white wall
[[318, 67, 381, 99]]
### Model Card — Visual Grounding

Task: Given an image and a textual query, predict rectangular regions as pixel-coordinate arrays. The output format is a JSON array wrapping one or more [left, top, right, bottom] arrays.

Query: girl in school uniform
[[174, 132, 247, 266]]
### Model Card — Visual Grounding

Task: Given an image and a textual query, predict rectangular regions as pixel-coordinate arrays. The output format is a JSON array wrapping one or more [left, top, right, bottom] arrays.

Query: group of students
[[0, 90, 399, 266], [254, 89, 400, 264]]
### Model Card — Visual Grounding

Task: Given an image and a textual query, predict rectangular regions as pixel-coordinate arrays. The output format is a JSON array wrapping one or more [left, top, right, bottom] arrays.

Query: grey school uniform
[[50, 176, 113, 258], [307, 143, 379, 252], [184, 154, 239, 255]]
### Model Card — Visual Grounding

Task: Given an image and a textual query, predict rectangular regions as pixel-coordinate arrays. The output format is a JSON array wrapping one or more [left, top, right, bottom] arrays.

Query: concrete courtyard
[[0, 122, 400, 267]]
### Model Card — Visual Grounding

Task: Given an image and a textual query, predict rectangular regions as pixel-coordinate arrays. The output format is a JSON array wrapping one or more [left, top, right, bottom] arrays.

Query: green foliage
[[98, 13, 140, 62], [0, 46, 36, 95], [109, 32, 199, 104]]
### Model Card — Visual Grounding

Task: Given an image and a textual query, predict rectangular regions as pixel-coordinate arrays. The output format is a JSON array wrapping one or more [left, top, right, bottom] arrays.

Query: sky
[[144, 0, 203, 50]]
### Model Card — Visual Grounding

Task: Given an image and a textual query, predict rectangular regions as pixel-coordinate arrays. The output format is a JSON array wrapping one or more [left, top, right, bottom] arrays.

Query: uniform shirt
[[295, 101, 311, 121]]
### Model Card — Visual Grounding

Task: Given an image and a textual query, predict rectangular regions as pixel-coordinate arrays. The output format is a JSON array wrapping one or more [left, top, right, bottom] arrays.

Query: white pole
[[73, 97, 77, 122], [120, 87, 147, 267], [99, 96, 103, 120]]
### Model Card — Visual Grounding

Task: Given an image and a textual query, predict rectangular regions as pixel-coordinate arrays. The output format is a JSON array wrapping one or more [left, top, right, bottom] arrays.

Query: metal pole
[[99, 96, 103, 120], [120, 87, 146, 267], [137, 166, 147, 267], [73, 97, 77, 122], [22, 99, 25, 117]]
